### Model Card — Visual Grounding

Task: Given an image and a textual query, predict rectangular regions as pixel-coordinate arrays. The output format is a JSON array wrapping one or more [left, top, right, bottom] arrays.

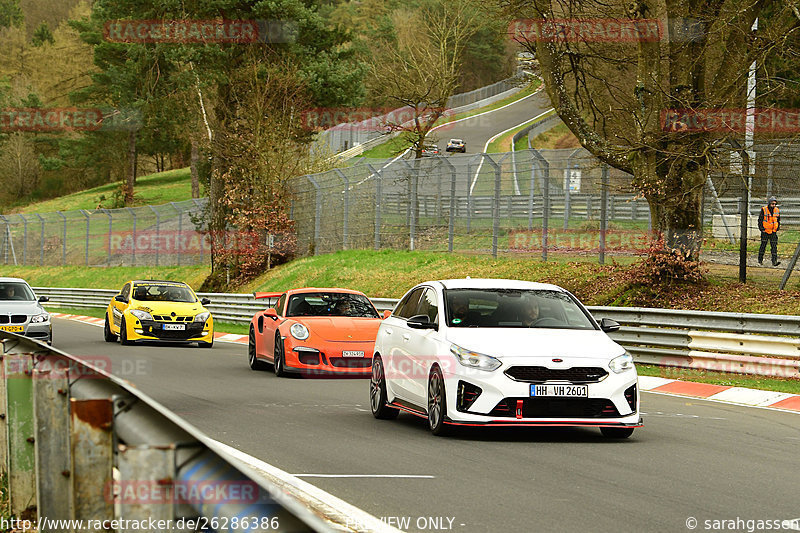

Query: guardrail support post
[[117, 445, 176, 529], [4, 352, 37, 516], [33, 359, 72, 526], [70, 398, 114, 527]]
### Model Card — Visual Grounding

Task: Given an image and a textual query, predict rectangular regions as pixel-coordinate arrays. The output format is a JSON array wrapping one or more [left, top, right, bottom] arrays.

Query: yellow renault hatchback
[[104, 280, 214, 348]]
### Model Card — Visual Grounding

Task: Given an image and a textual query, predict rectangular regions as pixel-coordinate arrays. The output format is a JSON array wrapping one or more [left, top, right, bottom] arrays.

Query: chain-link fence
[[3, 142, 800, 286], [0, 199, 208, 267]]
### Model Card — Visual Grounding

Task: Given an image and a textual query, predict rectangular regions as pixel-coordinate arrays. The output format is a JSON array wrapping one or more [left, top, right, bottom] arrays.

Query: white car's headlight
[[609, 352, 635, 374], [194, 312, 210, 323], [290, 323, 309, 340], [450, 344, 501, 371], [30, 313, 49, 323], [129, 309, 153, 321]]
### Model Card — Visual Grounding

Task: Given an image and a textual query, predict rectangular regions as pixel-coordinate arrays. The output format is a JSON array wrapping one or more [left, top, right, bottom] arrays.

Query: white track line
[[210, 440, 404, 533], [470, 108, 554, 196]]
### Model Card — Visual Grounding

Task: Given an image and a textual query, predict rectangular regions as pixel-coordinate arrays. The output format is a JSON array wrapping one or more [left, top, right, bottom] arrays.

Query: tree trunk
[[190, 139, 200, 199]]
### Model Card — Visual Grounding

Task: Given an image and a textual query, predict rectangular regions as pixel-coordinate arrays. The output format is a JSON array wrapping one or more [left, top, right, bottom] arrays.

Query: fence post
[[170, 202, 182, 266], [530, 149, 550, 261], [4, 352, 36, 516], [117, 445, 176, 526], [81, 210, 90, 266], [600, 164, 609, 264], [367, 164, 382, 250], [105, 209, 112, 267], [33, 359, 72, 524], [564, 148, 581, 230], [148, 206, 161, 267], [57, 212, 66, 265], [433, 156, 456, 253], [70, 398, 114, 524], [127, 207, 137, 267], [334, 169, 350, 250], [35, 213, 45, 266], [19, 214, 27, 265], [306, 176, 321, 254]]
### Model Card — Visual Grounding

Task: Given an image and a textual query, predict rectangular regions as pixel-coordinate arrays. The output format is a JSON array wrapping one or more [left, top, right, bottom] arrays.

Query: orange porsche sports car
[[248, 288, 386, 377]]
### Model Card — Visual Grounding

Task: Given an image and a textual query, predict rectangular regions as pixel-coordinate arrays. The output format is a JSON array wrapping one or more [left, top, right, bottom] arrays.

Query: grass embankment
[[12, 168, 195, 214], [0, 265, 210, 289], [529, 122, 580, 149], [359, 79, 542, 159], [488, 109, 557, 153]]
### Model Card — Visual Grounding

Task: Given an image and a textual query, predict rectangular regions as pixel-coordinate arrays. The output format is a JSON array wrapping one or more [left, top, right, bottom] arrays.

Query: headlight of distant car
[[609, 352, 635, 374], [450, 344, 501, 371], [290, 323, 310, 340], [30, 313, 49, 323], [129, 309, 153, 321], [194, 311, 210, 323]]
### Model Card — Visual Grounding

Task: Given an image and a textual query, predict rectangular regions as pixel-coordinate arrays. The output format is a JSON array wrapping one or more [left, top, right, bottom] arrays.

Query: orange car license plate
[[342, 350, 364, 358], [0, 325, 24, 332]]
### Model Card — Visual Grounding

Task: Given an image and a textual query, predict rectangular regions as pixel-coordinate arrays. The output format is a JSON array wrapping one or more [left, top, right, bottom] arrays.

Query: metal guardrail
[[0, 332, 350, 532], [36, 287, 800, 378]]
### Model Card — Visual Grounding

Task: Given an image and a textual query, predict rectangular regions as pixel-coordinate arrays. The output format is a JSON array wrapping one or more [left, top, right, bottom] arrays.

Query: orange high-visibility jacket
[[761, 206, 780, 234]]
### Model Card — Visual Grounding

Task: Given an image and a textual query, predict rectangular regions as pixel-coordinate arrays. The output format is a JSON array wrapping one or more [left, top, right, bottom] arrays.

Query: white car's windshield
[[444, 289, 596, 329], [0, 282, 35, 301]]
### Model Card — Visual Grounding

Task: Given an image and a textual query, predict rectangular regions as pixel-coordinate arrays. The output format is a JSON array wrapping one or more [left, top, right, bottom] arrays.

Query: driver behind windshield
[[519, 295, 540, 327]]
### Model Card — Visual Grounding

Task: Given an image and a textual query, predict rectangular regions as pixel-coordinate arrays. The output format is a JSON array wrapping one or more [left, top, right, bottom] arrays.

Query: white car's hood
[[445, 328, 624, 360], [0, 301, 46, 317]]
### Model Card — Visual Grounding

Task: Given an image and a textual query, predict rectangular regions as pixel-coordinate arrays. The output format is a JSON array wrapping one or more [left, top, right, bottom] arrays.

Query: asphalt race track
[[429, 90, 552, 156], [54, 318, 800, 533]]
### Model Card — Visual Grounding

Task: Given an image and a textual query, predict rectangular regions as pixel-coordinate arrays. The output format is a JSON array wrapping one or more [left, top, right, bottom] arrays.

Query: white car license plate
[[163, 324, 185, 331], [530, 384, 588, 397], [342, 350, 364, 358]]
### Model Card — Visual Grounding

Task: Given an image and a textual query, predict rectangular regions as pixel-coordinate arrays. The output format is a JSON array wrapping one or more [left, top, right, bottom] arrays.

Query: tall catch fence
[[0, 198, 208, 267], [2, 140, 800, 288]]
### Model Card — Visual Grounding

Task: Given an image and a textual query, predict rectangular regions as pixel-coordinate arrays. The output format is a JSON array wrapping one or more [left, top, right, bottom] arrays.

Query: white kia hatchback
[[370, 279, 641, 437]]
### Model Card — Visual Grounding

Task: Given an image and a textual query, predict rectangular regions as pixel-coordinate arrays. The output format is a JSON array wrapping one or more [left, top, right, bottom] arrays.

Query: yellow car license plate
[[0, 325, 24, 332]]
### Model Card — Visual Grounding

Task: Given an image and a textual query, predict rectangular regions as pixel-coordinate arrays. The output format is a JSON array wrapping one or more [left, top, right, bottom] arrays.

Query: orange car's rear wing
[[253, 292, 282, 300]]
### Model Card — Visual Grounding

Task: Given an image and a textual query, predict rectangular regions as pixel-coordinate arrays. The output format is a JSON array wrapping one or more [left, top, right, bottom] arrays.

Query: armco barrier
[[0, 332, 399, 532], [35, 287, 800, 378]]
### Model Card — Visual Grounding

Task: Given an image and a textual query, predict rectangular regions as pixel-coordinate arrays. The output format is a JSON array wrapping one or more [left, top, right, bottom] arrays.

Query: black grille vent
[[624, 384, 637, 412], [489, 397, 620, 418], [505, 366, 608, 383]]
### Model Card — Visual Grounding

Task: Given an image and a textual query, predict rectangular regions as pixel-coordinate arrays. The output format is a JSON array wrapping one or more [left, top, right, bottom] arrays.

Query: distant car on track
[[0, 277, 51, 344], [248, 288, 384, 377], [421, 144, 440, 157], [104, 280, 213, 347], [370, 278, 641, 437], [446, 139, 466, 153]]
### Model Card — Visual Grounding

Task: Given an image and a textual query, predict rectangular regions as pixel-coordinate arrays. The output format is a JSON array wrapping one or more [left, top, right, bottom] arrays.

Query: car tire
[[600, 426, 635, 439], [119, 317, 133, 346], [273, 332, 287, 377], [104, 315, 117, 342], [427, 365, 450, 436], [370, 356, 399, 420], [248, 326, 267, 370]]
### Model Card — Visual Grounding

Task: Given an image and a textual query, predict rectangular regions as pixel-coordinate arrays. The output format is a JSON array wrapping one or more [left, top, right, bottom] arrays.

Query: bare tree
[[502, 0, 800, 259], [0, 132, 40, 199], [368, 0, 483, 158]]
